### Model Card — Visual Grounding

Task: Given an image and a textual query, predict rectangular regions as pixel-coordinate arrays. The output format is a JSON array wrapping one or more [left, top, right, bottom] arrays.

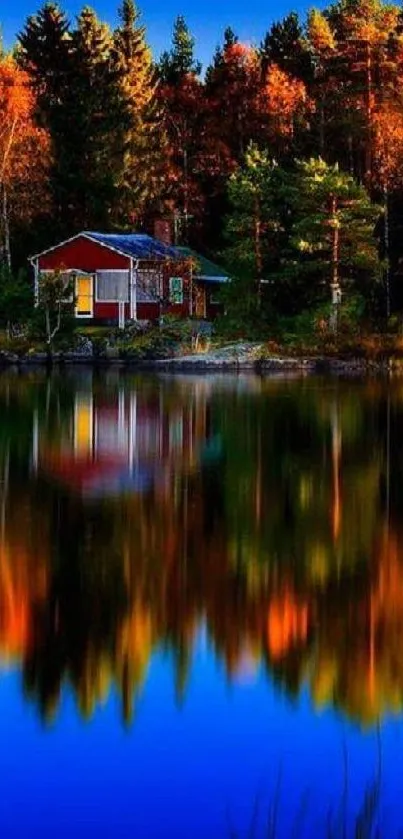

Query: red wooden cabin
[[30, 231, 229, 326]]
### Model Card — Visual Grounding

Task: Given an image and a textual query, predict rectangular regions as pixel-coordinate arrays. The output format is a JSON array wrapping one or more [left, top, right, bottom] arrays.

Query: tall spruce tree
[[18, 2, 72, 125], [223, 145, 290, 322], [65, 6, 127, 230], [159, 15, 202, 83], [112, 0, 163, 227], [18, 3, 72, 235], [19, 3, 128, 233], [260, 13, 313, 83]]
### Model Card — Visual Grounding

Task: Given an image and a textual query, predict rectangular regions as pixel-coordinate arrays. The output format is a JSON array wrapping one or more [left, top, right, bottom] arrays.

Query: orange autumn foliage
[[0, 55, 50, 232], [372, 105, 403, 188], [222, 42, 260, 79], [158, 71, 208, 219], [263, 63, 310, 138]]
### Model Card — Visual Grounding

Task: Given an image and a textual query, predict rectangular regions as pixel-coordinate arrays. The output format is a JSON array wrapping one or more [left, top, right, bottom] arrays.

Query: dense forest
[[3, 0, 403, 329]]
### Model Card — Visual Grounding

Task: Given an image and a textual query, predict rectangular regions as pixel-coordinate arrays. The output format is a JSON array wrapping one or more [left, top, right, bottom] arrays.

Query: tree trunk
[[254, 195, 262, 306], [238, 107, 244, 159], [384, 182, 390, 320], [348, 134, 354, 176], [183, 144, 189, 244], [1, 185, 11, 270], [365, 41, 373, 185], [319, 97, 325, 157], [330, 195, 341, 334]]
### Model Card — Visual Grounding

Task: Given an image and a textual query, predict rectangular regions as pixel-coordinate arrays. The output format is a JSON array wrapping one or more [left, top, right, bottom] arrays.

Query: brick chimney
[[153, 218, 173, 246]]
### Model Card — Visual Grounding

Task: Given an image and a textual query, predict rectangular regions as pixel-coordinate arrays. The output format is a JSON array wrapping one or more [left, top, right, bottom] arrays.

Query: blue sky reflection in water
[[1, 655, 402, 838], [0, 658, 401, 839], [1, 371, 403, 837]]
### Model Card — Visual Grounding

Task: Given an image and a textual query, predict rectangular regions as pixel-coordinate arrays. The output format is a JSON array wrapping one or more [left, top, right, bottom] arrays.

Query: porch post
[[130, 258, 137, 320], [34, 258, 39, 306], [118, 301, 125, 329]]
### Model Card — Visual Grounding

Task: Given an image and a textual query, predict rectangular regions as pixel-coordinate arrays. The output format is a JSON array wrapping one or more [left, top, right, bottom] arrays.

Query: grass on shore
[[3, 317, 403, 364]]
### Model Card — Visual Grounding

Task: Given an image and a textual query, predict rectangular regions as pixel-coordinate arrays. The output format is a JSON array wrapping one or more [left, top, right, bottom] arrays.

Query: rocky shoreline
[[154, 355, 392, 374], [0, 343, 396, 374]]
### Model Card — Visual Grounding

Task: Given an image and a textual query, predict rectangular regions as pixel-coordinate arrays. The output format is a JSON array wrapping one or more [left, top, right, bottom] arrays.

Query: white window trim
[[95, 269, 130, 304]]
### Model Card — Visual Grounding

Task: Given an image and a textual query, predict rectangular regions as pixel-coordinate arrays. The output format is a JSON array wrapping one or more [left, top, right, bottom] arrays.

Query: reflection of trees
[[306, 525, 403, 724], [2, 372, 403, 725], [0, 495, 49, 665]]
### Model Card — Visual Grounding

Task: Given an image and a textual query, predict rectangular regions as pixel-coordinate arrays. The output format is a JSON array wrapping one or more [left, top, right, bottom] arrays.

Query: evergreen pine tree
[[18, 2, 72, 126], [112, 0, 163, 227], [18, 3, 72, 234], [159, 15, 201, 84], [260, 13, 313, 83], [223, 145, 290, 321], [285, 158, 382, 322], [65, 6, 127, 229]]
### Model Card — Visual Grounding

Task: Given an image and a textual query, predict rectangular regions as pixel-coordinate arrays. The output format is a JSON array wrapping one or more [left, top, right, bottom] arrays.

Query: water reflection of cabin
[[34, 385, 209, 497]]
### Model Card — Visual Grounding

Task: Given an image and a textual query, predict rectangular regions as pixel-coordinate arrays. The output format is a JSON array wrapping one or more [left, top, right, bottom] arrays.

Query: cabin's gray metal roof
[[86, 232, 181, 260]]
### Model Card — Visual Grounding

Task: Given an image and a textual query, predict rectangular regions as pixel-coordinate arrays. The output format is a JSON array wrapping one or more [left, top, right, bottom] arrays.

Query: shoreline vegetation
[[2, 326, 403, 372]]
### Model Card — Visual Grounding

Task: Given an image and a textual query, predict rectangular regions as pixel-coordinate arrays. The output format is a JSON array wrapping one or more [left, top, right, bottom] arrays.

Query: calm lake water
[[1, 368, 403, 837]]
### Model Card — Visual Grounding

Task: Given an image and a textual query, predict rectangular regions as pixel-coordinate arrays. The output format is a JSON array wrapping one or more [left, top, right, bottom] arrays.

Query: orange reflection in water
[[267, 591, 310, 660], [0, 512, 48, 663]]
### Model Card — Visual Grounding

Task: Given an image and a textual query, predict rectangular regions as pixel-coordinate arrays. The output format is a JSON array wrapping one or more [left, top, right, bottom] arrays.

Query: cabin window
[[96, 270, 129, 302], [136, 269, 162, 300], [169, 277, 183, 304]]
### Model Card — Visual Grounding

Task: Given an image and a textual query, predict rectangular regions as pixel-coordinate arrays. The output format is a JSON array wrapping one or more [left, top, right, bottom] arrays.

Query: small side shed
[[176, 247, 230, 319]]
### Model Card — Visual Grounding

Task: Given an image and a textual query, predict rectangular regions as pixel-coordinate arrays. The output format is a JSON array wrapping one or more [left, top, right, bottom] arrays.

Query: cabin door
[[75, 274, 93, 317], [195, 284, 206, 318]]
